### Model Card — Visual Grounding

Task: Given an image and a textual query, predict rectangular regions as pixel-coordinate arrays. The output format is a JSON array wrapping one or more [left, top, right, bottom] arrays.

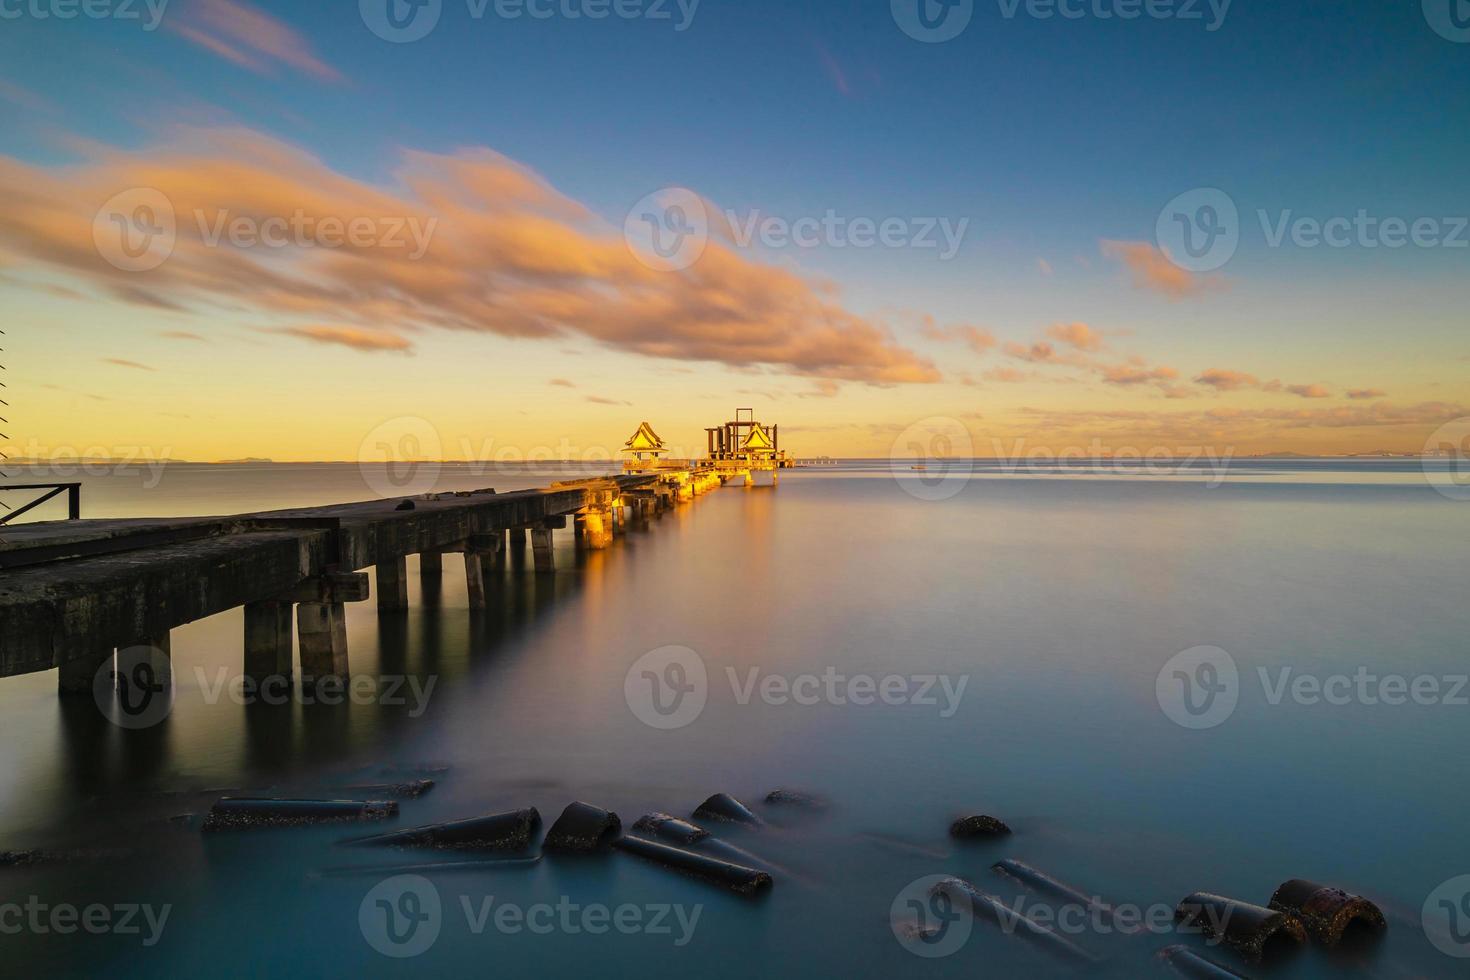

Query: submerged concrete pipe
[[933, 876, 1102, 965], [342, 807, 542, 851], [543, 802, 622, 852], [613, 836, 772, 897], [633, 812, 710, 846], [991, 859, 1121, 929], [203, 798, 398, 831], [1159, 945, 1252, 979], [1174, 893, 1307, 962], [1267, 880, 1386, 947], [692, 793, 762, 826]]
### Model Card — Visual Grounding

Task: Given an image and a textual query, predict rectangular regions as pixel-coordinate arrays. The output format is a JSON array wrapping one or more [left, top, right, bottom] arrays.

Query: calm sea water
[[1, 460, 1467, 978]]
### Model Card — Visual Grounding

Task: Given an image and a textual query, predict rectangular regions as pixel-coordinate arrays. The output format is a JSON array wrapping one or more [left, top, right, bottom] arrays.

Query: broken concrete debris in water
[[692, 793, 762, 826], [991, 859, 1124, 930], [1159, 944, 1252, 980], [1174, 892, 1307, 962], [313, 856, 543, 879], [931, 876, 1102, 965], [334, 779, 435, 800], [950, 814, 1011, 838], [543, 802, 622, 853], [0, 848, 128, 867], [633, 812, 710, 846], [341, 808, 541, 851], [1267, 879, 1386, 947], [202, 798, 399, 831], [613, 836, 773, 897], [762, 789, 828, 810]]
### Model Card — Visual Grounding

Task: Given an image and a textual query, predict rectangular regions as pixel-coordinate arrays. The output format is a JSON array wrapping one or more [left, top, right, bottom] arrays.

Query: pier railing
[[0, 482, 81, 526]]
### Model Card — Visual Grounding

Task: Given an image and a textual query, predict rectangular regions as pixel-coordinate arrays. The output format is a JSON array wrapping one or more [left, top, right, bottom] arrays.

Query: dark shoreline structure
[[0, 471, 718, 696]]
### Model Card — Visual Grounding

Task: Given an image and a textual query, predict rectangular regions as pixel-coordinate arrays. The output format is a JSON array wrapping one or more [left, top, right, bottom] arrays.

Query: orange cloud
[[1196, 368, 1260, 391], [549, 378, 576, 388], [1286, 384, 1331, 399], [1346, 388, 1387, 400], [168, 0, 342, 81], [0, 128, 937, 386], [1100, 240, 1217, 299], [274, 324, 413, 353], [1005, 340, 1059, 363], [1045, 321, 1105, 352], [1100, 363, 1178, 386], [921, 321, 997, 353]]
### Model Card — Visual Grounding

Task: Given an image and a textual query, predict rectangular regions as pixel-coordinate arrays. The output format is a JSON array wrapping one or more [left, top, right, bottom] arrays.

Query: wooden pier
[[0, 470, 710, 696]]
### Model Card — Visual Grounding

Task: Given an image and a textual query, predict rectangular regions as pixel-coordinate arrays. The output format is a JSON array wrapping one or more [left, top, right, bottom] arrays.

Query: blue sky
[[1, 0, 1467, 458]]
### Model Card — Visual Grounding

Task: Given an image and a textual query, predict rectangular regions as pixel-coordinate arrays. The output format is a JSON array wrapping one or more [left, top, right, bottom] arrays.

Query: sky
[[0, 0, 1467, 461]]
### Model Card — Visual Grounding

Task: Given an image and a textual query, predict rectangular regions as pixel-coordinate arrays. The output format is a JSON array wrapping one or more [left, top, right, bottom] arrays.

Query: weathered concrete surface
[[0, 477, 659, 678]]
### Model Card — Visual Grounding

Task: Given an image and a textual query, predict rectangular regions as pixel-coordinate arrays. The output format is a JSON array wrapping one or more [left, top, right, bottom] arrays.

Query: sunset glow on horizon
[[3, 0, 1467, 462]]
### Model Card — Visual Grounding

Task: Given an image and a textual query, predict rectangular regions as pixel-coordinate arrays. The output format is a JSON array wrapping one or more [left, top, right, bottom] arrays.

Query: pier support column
[[583, 509, 613, 549], [419, 551, 443, 604], [743, 470, 754, 488], [57, 646, 113, 696], [463, 551, 487, 609], [244, 601, 294, 685], [377, 557, 410, 613], [677, 482, 693, 503], [298, 602, 349, 684], [508, 527, 528, 568], [480, 529, 507, 579], [134, 631, 173, 691], [531, 528, 555, 573]]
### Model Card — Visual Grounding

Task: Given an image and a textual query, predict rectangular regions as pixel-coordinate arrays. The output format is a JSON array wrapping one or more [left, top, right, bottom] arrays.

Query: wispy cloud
[[549, 378, 576, 388], [1346, 388, 1387, 400], [273, 324, 413, 353], [159, 330, 208, 342], [102, 358, 154, 371], [1100, 240, 1221, 299], [0, 127, 937, 386], [167, 0, 343, 82], [586, 395, 631, 406]]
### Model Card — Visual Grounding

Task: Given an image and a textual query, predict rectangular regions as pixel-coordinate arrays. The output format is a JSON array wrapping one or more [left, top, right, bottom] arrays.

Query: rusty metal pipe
[[1267, 879, 1385, 947], [1174, 892, 1307, 962]]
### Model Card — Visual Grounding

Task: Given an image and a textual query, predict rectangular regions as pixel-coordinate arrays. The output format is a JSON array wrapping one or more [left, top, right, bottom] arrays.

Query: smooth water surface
[[1, 460, 1467, 978]]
